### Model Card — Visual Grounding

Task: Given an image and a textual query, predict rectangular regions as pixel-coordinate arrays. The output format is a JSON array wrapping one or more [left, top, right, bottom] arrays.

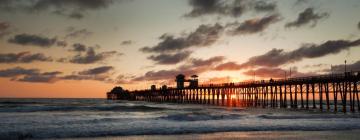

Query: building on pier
[[176, 74, 185, 89], [107, 86, 132, 100], [176, 74, 199, 89]]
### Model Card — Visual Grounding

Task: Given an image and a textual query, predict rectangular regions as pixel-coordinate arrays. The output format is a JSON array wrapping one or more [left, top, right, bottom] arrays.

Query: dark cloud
[[0, 67, 61, 83], [8, 33, 65, 48], [140, 24, 224, 53], [285, 8, 329, 28], [68, 47, 120, 64], [115, 74, 136, 84], [243, 67, 314, 79], [18, 71, 61, 83], [70, 43, 87, 52], [121, 40, 133, 45], [330, 60, 360, 73], [32, 0, 116, 19], [78, 66, 114, 75], [185, 0, 277, 18], [65, 27, 93, 39], [62, 66, 114, 82], [294, 0, 309, 5], [358, 21, 360, 30], [252, 1, 277, 13], [0, 67, 39, 77], [0, 52, 52, 63], [0, 66, 119, 83], [185, 0, 246, 18], [148, 51, 192, 65], [0, 0, 117, 19], [60, 43, 121, 64], [68, 11, 84, 19], [31, 0, 114, 11], [0, 21, 11, 38], [133, 56, 225, 82], [227, 14, 280, 35], [56, 41, 67, 47], [0, 0, 17, 12], [215, 38, 360, 71], [53, 10, 85, 19]]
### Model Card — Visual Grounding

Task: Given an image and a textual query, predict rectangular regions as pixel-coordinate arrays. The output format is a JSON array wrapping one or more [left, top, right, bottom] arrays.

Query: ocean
[[1, 98, 360, 139]]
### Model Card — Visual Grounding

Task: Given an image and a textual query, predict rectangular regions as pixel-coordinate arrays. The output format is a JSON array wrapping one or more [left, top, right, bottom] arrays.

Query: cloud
[[358, 21, 360, 30], [33, 0, 116, 19], [121, 40, 133, 45], [68, 48, 120, 64], [31, 0, 114, 11], [0, 21, 11, 38], [8, 33, 65, 47], [285, 8, 329, 28], [18, 71, 61, 83], [69, 43, 87, 52], [252, 1, 277, 13], [61, 44, 122, 64], [243, 67, 314, 79], [115, 74, 136, 84], [0, 67, 61, 83], [294, 0, 309, 6], [53, 10, 84, 19], [148, 51, 192, 65], [140, 23, 224, 53], [0, 66, 119, 83], [330, 60, 360, 73], [185, 0, 246, 18], [0, 67, 39, 77], [213, 61, 243, 71], [132, 56, 225, 82], [0, 0, 118, 19], [62, 66, 115, 82], [0, 52, 53, 63], [185, 0, 278, 18], [78, 66, 114, 75], [190, 56, 225, 66], [227, 14, 280, 35], [65, 27, 93, 39], [215, 38, 360, 71]]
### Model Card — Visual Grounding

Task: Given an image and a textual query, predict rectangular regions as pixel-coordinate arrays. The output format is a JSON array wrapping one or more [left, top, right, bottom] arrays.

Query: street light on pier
[[344, 60, 347, 73]]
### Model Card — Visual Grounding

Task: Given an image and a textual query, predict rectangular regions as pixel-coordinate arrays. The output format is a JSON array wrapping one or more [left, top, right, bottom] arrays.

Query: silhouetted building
[[176, 74, 185, 89], [107, 86, 132, 100], [189, 75, 198, 88], [151, 85, 156, 91], [176, 74, 199, 89]]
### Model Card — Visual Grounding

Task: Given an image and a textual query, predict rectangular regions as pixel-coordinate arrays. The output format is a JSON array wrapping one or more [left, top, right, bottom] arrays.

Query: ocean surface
[[1, 98, 360, 139]]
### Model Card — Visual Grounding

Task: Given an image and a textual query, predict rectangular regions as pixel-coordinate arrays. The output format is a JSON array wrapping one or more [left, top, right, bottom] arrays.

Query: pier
[[108, 72, 360, 113]]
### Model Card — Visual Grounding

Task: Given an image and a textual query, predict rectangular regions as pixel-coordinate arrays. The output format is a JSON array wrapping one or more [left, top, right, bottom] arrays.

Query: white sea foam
[[0, 99, 360, 139]]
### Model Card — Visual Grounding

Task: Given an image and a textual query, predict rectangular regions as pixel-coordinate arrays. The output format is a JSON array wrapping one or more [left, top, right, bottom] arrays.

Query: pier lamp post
[[331, 64, 333, 75], [344, 60, 347, 73], [253, 72, 256, 82], [289, 67, 292, 79]]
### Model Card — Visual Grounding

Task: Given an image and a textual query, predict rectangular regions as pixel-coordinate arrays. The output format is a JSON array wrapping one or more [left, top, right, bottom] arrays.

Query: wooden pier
[[108, 72, 360, 113]]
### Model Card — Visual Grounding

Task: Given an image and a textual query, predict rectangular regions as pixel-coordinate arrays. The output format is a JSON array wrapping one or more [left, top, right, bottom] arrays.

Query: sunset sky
[[1, 0, 360, 98]]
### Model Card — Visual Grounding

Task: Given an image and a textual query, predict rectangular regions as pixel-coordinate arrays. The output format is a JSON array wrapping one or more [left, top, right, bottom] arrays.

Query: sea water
[[1, 98, 360, 139]]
